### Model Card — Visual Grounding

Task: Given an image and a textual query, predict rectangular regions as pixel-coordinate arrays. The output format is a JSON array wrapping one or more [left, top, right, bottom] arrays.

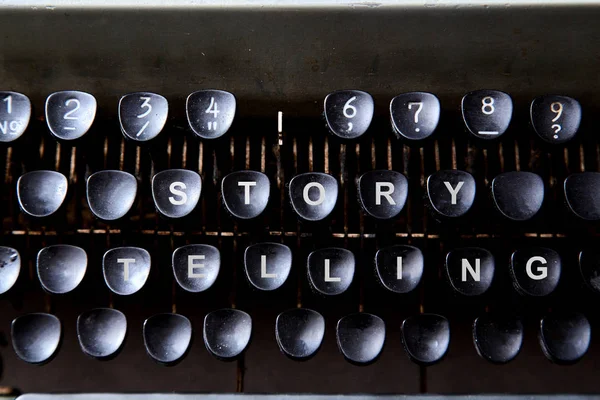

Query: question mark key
[[531, 95, 581, 144], [390, 92, 440, 141]]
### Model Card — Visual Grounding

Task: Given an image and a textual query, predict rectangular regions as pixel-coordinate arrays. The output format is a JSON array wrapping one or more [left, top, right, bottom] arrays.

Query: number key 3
[[119, 92, 168, 142], [530, 95, 581, 144], [45, 90, 97, 140], [324, 90, 374, 139], [461, 89, 513, 139]]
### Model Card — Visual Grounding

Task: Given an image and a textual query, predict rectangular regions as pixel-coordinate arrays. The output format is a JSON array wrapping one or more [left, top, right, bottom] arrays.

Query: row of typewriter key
[[9, 308, 592, 366], [0, 89, 582, 144], [15, 169, 600, 221], [2, 244, 600, 297]]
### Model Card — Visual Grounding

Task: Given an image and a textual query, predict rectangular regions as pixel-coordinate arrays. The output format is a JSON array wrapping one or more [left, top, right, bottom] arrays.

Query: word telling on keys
[[0, 91, 31, 142]]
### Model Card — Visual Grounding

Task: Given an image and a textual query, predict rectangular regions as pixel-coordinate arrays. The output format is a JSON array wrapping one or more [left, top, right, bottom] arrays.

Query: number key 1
[[119, 92, 168, 142], [324, 90, 374, 139], [46, 90, 97, 140], [390, 92, 440, 140], [186, 90, 236, 139], [0, 91, 31, 143], [461, 89, 513, 139], [530, 95, 581, 144]]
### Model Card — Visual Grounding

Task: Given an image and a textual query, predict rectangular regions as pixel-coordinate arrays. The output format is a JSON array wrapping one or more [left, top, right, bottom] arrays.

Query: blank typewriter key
[[473, 313, 523, 364], [0, 246, 20, 295], [103, 247, 151, 295], [37, 245, 87, 294], [564, 172, 600, 220], [11, 313, 61, 364], [187, 90, 236, 139], [531, 95, 581, 144], [357, 170, 408, 219], [462, 90, 513, 139], [204, 308, 252, 360], [86, 170, 137, 221], [0, 91, 31, 142], [221, 170, 270, 219], [152, 169, 202, 219], [289, 172, 338, 221], [426, 170, 476, 218], [324, 90, 374, 139], [77, 308, 127, 359], [578, 249, 600, 293], [336, 313, 385, 365], [445, 247, 494, 296], [275, 308, 325, 360], [390, 92, 440, 141], [491, 171, 544, 221], [401, 313, 450, 365], [510, 247, 561, 296], [375, 245, 423, 294], [143, 313, 192, 364], [307, 248, 355, 296], [45, 90, 96, 140], [17, 170, 68, 217], [244, 242, 292, 291], [539, 311, 591, 364], [172, 244, 220, 293], [119, 92, 168, 142]]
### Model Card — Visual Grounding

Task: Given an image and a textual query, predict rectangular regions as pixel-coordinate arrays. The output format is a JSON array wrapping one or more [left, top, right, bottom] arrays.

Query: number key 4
[[119, 92, 168, 142], [186, 90, 236, 139], [46, 90, 97, 140], [530, 95, 581, 144], [462, 89, 513, 139], [324, 90, 374, 139]]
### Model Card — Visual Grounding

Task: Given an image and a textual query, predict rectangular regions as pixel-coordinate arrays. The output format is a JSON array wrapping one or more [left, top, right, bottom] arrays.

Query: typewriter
[[1, 1, 600, 399]]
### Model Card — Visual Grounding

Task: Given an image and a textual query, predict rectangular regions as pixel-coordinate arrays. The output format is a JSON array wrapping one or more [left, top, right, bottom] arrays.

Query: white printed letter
[[238, 181, 257, 205], [324, 259, 340, 282], [261, 255, 277, 278], [169, 182, 187, 205], [462, 258, 480, 282], [375, 182, 395, 205], [444, 181, 465, 205], [526, 256, 547, 280], [188, 255, 206, 278], [397, 256, 403, 280], [118, 258, 136, 281], [303, 182, 325, 206]]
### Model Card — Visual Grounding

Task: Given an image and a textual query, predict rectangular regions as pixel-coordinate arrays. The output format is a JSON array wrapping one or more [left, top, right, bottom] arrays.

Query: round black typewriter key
[[0, 246, 20, 295], [77, 308, 127, 359], [539, 311, 591, 364], [45, 90, 96, 140], [531, 95, 581, 144], [510, 247, 561, 296], [579, 249, 600, 293], [375, 245, 423, 294], [186, 90, 236, 139], [143, 313, 192, 364], [103, 247, 151, 295], [462, 90, 513, 139], [336, 313, 385, 365], [172, 244, 220, 293], [446, 247, 494, 296], [564, 172, 600, 220], [0, 91, 31, 142], [244, 242, 292, 291], [221, 170, 270, 219], [473, 314, 523, 364], [307, 247, 355, 296], [204, 308, 252, 360], [357, 170, 408, 219], [17, 170, 68, 217], [37, 245, 87, 294], [426, 170, 476, 218], [86, 170, 137, 221], [491, 171, 544, 221], [289, 172, 338, 221], [390, 92, 440, 140], [11, 313, 61, 364], [275, 308, 325, 360], [401, 313, 450, 366], [324, 90, 374, 139], [119, 92, 168, 142], [152, 169, 202, 219]]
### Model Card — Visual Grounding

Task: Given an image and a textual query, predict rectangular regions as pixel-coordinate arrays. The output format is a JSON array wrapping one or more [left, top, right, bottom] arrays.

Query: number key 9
[[530, 95, 581, 144]]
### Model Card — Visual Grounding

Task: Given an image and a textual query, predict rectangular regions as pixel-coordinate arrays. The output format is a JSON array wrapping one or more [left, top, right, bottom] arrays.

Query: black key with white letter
[[390, 92, 440, 141], [0, 246, 20, 295], [539, 311, 590, 364], [289, 172, 338, 221], [144, 313, 192, 364], [564, 172, 600, 220], [401, 313, 450, 366], [531, 95, 581, 144], [152, 169, 201, 219], [204, 308, 252, 360], [307, 247, 355, 296], [324, 90, 374, 139], [462, 90, 512, 139], [17, 170, 68, 218], [427, 170, 476, 218], [375, 245, 423, 294], [103, 247, 151, 295], [86, 170, 137, 221], [46, 91, 96, 140], [510, 248, 561, 296], [336, 313, 385, 365], [12, 313, 61, 364], [37, 245, 87, 294], [446, 247, 494, 296], [491, 171, 544, 221], [187, 90, 236, 139], [172, 244, 220, 293], [473, 313, 523, 364], [119, 92, 168, 142], [276, 308, 325, 360], [221, 170, 270, 219], [357, 170, 408, 219], [244, 242, 292, 291], [0, 91, 31, 142], [77, 308, 127, 359]]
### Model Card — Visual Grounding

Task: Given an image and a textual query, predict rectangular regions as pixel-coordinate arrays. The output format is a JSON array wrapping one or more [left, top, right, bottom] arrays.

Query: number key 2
[[530, 95, 581, 144], [390, 92, 440, 140], [187, 90, 236, 139], [119, 92, 168, 142], [45, 90, 97, 140], [324, 90, 374, 139], [461, 89, 513, 139]]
